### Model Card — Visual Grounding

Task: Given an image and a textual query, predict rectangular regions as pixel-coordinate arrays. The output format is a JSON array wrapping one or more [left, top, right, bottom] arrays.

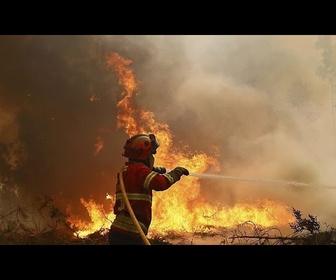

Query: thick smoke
[[1, 35, 336, 226]]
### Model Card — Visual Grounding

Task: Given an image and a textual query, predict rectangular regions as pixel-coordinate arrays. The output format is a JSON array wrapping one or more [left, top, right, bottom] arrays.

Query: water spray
[[186, 172, 336, 191]]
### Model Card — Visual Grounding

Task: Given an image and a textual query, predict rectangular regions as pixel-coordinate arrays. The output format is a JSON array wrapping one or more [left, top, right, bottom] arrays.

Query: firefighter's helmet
[[122, 133, 160, 160]]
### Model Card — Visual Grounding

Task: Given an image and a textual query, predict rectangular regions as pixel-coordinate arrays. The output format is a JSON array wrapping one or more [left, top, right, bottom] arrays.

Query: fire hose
[[118, 166, 151, 245]]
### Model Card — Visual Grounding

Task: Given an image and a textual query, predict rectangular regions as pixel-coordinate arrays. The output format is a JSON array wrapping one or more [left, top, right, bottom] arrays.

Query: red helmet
[[122, 133, 160, 160]]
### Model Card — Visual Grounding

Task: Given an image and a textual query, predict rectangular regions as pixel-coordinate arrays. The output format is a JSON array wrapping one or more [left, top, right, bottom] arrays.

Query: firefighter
[[108, 133, 189, 245]]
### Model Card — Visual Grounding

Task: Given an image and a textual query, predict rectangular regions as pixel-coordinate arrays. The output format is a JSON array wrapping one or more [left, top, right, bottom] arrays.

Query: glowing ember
[[69, 52, 294, 240], [94, 136, 104, 155]]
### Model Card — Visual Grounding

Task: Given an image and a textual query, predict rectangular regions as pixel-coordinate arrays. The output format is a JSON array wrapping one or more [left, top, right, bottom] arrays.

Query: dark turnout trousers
[[108, 228, 146, 245]]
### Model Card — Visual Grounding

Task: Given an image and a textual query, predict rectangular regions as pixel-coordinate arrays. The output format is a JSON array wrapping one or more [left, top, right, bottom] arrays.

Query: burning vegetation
[[62, 52, 298, 242], [1, 194, 336, 245], [1, 37, 336, 245]]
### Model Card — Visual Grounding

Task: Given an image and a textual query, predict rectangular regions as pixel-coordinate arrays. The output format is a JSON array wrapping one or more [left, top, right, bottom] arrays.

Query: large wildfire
[[2, 35, 336, 245], [66, 52, 294, 241]]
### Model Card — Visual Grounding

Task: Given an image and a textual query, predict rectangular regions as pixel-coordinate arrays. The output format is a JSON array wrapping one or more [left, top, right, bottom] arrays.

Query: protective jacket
[[110, 161, 176, 237]]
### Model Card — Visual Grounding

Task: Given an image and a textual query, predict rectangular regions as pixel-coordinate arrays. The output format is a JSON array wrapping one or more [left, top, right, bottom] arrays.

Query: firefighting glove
[[152, 167, 167, 174], [167, 167, 189, 183]]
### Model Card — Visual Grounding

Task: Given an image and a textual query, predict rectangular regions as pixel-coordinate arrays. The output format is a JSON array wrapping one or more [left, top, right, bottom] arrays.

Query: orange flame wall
[[68, 52, 294, 239], [107, 52, 294, 236]]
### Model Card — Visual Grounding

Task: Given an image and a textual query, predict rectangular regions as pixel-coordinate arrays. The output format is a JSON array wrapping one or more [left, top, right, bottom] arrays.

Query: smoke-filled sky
[[1, 35, 336, 225]]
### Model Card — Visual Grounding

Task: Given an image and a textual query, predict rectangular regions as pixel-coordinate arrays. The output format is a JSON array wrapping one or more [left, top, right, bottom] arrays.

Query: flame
[[94, 136, 104, 155], [67, 197, 115, 238], [90, 94, 100, 102], [69, 52, 294, 241]]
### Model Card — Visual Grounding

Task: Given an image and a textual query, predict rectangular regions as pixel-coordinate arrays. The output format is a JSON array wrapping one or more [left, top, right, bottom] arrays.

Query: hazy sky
[[1, 35, 335, 225]]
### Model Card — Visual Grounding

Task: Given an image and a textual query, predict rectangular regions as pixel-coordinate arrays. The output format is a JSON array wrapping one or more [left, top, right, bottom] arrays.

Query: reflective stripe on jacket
[[112, 161, 174, 237], [112, 214, 148, 235]]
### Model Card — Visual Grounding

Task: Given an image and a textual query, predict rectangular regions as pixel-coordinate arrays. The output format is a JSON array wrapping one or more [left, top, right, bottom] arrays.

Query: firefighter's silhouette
[[108, 133, 189, 245]]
